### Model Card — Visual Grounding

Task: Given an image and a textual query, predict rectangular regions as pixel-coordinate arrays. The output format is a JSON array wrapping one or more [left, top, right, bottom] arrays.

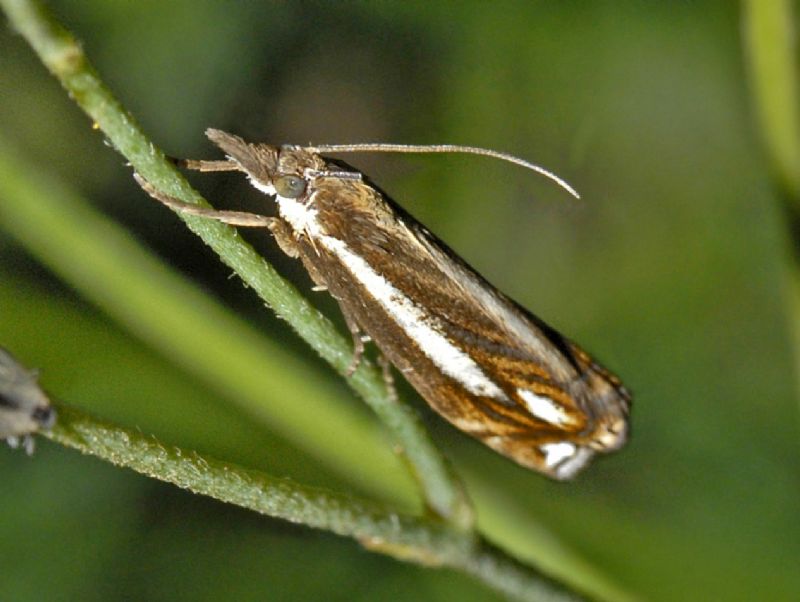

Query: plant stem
[[0, 131, 413, 505], [742, 0, 800, 201], [45, 404, 583, 602], [0, 0, 472, 528], [742, 1, 800, 400]]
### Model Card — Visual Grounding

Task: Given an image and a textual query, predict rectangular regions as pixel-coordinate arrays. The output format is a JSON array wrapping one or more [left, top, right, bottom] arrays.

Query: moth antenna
[[297, 143, 580, 199]]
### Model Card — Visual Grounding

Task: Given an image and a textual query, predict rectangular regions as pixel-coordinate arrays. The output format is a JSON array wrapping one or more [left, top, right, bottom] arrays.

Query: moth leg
[[293, 259, 364, 375], [265, 218, 302, 258], [338, 304, 366, 377], [134, 173, 273, 228], [175, 158, 240, 173], [376, 354, 399, 404]]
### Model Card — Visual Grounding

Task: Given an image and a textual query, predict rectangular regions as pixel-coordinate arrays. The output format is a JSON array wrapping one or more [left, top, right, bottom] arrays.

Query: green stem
[[46, 404, 583, 602], [742, 0, 800, 201], [742, 2, 800, 400], [0, 131, 411, 504], [0, 0, 471, 528]]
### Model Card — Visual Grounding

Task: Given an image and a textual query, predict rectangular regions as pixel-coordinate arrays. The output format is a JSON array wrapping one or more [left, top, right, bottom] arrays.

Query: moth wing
[[409, 229, 630, 477]]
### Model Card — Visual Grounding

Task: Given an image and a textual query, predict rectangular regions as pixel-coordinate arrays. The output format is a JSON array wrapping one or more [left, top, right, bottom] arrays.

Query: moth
[[0, 346, 57, 454], [137, 129, 631, 479]]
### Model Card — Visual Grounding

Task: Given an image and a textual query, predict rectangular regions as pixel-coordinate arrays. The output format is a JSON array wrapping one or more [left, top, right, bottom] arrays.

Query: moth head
[[205, 129, 342, 200], [273, 174, 307, 198], [269, 147, 329, 201], [205, 128, 281, 194]]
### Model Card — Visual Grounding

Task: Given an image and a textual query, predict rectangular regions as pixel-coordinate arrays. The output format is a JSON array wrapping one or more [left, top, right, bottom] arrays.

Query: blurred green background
[[1, 1, 798, 601]]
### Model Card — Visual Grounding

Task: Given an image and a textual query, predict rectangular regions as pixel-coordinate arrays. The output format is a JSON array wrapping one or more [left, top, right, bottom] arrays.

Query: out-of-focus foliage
[[0, 1, 797, 601]]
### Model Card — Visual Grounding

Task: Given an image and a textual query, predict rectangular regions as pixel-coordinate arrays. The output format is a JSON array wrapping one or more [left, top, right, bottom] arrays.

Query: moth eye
[[274, 175, 307, 198]]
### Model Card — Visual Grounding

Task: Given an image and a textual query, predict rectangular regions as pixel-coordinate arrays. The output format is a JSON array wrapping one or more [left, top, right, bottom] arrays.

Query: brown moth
[[137, 129, 631, 479]]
